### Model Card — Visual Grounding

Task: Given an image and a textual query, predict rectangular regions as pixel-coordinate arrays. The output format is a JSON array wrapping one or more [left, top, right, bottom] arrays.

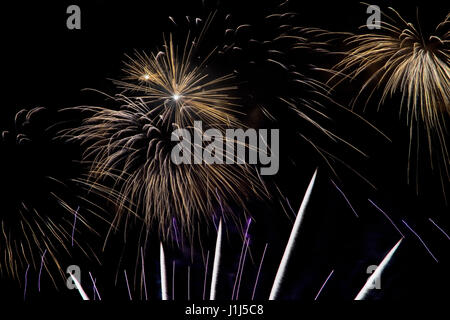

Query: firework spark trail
[[172, 218, 180, 247], [368, 199, 405, 238], [231, 240, 246, 299], [89, 271, 101, 301], [429, 218, 450, 240], [355, 238, 403, 300], [202, 251, 210, 300], [285, 197, 297, 219], [269, 169, 318, 300], [160, 243, 168, 300], [70, 274, 90, 300], [215, 188, 224, 218], [252, 243, 268, 300], [140, 246, 148, 300], [330, 179, 359, 218], [124, 269, 132, 301], [402, 220, 439, 263], [244, 218, 252, 239], [212, 217, 218, 231], [235, 237, 250, 300], [91, 277, 97, 300], [24, 264, 29, 301], [71, 206, 79, 247], [231, 243, 246, 299], [232, 218, 252, 299], [314, 269, 334, 300], [210, 219, 222, 300], [38, 249, 47, 292], [92, 279, 96, 300], [187, 266, 191, 301], [172, 261, 176, 300]]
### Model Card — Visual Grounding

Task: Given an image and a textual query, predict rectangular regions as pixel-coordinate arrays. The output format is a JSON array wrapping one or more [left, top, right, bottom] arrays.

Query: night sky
[[0, 0, 448, 306]]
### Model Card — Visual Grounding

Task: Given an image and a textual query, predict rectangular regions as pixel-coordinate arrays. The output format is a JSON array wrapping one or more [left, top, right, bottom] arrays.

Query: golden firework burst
[[330, 9, 449, 192], [115, 32, 243, 129], [64, 30, 267, 243]]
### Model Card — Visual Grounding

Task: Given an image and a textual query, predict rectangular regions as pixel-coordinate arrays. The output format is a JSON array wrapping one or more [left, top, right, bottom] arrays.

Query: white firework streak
[[354, 238, 403, 300], [269, 169, 318, 300], [210, 219, 223, 300], [160, 242, 169, 300], [70, 274, 90, 301]]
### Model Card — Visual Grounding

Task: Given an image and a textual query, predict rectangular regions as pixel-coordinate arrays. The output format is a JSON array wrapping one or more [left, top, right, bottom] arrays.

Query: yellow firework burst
[[64, 30, 267, 242], [330, 9, 449, 191], [115, 32, 242, 129]]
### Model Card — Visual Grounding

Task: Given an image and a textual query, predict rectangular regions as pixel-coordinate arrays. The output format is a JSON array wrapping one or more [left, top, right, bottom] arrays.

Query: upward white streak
[[160, 242, 169, 300], [210, 219, 223, 300], [354, 238, 403, 300], [70, 274, 90, 301], [269, 169, 318, 300]]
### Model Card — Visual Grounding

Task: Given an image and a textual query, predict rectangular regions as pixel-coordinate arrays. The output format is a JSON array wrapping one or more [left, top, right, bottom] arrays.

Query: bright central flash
[[172, 94, 181, 101]]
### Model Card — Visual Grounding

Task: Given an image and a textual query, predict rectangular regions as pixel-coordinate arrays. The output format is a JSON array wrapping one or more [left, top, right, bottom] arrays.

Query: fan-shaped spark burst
[[330, 9, 450, 192], [64, 28, 266, 243]]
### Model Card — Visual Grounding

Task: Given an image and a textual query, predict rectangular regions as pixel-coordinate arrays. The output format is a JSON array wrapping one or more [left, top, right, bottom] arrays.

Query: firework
[[251, 242, 268, 300], [314, 269, 334, 301], [160, 243, 168, 300], [63, 23, 267, 243], [217, 2, 384, 191], [330, 9, 449, 193], [269, 169, 317, 300], [369, 199, 405, 238], [402, 220, 439, 263], [124, 269, 133, 300], [209, 219, 222, 300], [117, 34, 243, 129], [70, 273, 90, 300], [0, 107, 98, 286], [140, 246, 148, 300], [354, 238, 403, 300], [89, 271, 102, 300], [429, 218, 450, 240], [202, 251, 210, 300]]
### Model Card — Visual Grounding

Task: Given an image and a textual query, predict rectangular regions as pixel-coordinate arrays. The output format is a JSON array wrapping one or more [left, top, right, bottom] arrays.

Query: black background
[[0, 0, 448, 305]]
